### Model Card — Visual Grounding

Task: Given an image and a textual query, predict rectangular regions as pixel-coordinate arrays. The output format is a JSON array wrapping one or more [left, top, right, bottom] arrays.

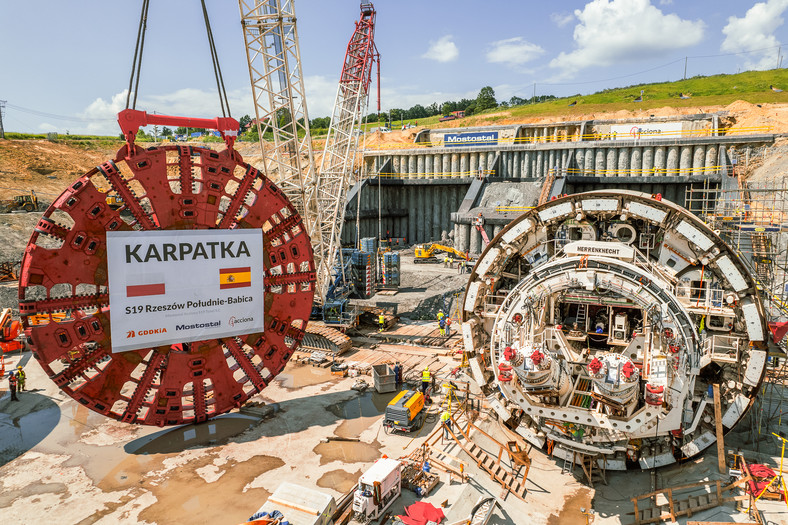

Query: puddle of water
[[138, 454, 284, 525], [316, 468, 362, 493], [546, 488, 593, 525], [0, 395, 60, 465], [313, 439, 382, 466], [275, 363, 337, 389], [66, 404, 105, 437], [95, 454, 162, 491], [328, 391, 398, 439], [125, 414, 260, 455]]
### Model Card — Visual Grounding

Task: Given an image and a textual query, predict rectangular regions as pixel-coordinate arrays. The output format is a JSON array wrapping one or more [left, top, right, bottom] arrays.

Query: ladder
[[576, 303, 587, 330]]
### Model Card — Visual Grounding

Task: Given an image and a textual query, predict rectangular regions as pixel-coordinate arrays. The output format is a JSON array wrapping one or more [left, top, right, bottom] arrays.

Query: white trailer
[[353, 458, 402, 521], [252, 482, 336, 525]]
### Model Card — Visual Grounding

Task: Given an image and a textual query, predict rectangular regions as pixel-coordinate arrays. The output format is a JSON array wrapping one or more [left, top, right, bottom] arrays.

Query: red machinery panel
[[18, 113, 315, 425]]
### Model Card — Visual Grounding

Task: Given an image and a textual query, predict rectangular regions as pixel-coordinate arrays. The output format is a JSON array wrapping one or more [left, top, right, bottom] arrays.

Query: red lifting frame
[[118, 108, 239, 152], [341, 3, 380, 111]]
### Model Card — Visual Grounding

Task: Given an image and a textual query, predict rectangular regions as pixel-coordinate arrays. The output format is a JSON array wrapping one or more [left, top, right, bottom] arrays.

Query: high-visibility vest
[[437, 312, 445, 320], [440, 411, 451, 423], [378, 315, 385, 324], [422, 369, 430, 382]]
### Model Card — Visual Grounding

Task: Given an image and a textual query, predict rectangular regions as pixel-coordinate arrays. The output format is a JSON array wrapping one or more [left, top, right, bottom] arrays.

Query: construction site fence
[[363, 126, 773, 151], [369, 164, 728, 180]]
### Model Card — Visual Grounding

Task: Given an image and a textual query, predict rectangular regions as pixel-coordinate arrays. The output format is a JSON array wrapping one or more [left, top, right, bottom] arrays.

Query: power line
[[5, 103, 115, 123], [0, 100, 6, 139]]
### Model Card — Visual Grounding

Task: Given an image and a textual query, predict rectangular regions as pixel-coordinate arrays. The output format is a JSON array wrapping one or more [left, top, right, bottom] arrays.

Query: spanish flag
[[219, 266, 252, 289]]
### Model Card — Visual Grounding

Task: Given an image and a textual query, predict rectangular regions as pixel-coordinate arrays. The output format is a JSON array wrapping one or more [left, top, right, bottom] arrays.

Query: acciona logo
[[229, 316, 254, 327]]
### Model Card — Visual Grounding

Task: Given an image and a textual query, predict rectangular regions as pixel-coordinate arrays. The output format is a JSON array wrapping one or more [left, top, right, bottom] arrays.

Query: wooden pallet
[[632, 476, 755, 525]]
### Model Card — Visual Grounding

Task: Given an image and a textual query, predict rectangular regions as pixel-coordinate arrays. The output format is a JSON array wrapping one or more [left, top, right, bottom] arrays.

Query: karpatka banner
[[107, 229, 264, 352]]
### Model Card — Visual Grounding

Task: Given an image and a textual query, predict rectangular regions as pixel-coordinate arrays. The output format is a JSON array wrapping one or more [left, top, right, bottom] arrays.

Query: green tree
[[509, 96, 526, 106], [441, 102, 456, 115], [476, 86, 497, 111], [161, 127, 173, 137], [464, 103, 477, 116], [239, 114, 252, 131]]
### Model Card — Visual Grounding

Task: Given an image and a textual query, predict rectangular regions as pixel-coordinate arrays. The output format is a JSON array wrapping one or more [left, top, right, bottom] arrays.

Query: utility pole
[[0, 100, 6, 139], [683, 57, 688, 80], [532, 83, 536, 103]]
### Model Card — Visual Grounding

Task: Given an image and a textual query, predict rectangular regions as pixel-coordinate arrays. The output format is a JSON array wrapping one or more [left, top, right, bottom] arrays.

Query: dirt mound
[[0, 139, 117, 202]]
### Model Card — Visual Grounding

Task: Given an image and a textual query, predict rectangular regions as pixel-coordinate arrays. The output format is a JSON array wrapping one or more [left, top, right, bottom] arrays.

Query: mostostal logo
[[126, 330, 135, 339]]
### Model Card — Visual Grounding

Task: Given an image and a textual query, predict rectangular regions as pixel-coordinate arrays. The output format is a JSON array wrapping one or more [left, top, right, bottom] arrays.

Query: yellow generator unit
[[383, 390, 425, 433]]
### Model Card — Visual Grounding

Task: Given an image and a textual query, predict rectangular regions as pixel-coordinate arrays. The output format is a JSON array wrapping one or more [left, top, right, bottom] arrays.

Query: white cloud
[[550, 12, 575, 27], [37, 122, 58, 132], [421, 35, 459, 63], [550, 0, 705, 75], [721, 0, 788, 70], [486, 37, 545, 69], [76, 88, 255, 135], [304, 75, 339, 118]]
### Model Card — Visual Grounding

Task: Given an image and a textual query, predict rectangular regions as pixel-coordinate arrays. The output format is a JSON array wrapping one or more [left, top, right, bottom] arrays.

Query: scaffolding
[[685, 181, 788, 454]]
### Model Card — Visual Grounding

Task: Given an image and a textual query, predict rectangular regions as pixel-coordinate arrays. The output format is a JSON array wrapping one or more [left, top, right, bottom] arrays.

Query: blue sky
[[2, 0, 788, 135]]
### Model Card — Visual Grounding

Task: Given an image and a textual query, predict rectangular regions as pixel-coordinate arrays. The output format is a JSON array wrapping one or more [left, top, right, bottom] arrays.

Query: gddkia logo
[[126, 327, 168, 338], [229, 316, 254, 327]]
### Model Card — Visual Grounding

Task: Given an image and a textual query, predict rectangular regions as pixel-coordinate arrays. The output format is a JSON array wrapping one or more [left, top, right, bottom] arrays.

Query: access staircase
[[444, 417, 530, 501]]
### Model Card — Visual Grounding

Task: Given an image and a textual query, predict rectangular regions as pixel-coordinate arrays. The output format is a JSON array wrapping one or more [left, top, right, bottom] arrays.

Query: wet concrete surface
[[135, 454, 283, 525], [546, 488, 594, 525], [0, 391, 60, 465], [328, 390, 397, 439], [125, 414, 261, 454], [313, 438, 383, 466], [316, 468, 363, 494], [275, 363, 339, 389]]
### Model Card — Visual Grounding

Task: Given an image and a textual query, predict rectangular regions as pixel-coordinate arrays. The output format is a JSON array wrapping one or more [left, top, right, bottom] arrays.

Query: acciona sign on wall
[[107, 229, 264, 352], [609, 122, 683, 140]]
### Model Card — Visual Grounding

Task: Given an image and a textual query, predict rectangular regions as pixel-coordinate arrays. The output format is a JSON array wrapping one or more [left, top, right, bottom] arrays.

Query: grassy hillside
[[371, 69, 788, 129]]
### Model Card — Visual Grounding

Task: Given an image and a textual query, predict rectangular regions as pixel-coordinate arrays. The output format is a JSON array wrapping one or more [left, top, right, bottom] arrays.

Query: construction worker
[[421, 367, 431, 394], [437, 310, 445, 322], [445, 317, 452, 337], [440, 410, 452, 440], [8, 370, 19, 401], [393, 362, 402, 389], [439, 318, 446, 336], [15, 365, 25, 391], [378, 313, 386, 332]]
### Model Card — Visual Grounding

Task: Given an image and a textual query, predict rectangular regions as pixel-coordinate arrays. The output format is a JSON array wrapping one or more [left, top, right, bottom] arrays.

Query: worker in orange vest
[[8, 371, 19, 401]]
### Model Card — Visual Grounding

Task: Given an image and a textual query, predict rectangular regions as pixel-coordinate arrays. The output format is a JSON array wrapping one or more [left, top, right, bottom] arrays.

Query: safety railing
[[368, 169, 494, 179], [702, 334, 742, 363], [368, 164, 729, 180], [361, 125, 773, 151]]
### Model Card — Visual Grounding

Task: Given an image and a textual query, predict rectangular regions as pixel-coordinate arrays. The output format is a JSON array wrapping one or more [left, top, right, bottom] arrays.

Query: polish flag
[[126, 273, 166, 297]]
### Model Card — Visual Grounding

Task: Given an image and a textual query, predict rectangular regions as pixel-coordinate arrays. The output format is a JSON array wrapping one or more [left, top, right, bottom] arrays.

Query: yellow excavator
[[414, 243, 470, 264], [1, 190, 38, 213]]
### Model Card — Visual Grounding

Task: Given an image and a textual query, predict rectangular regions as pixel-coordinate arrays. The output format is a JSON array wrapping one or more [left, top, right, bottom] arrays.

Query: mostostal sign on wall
[[107, 229, 264, 352]]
